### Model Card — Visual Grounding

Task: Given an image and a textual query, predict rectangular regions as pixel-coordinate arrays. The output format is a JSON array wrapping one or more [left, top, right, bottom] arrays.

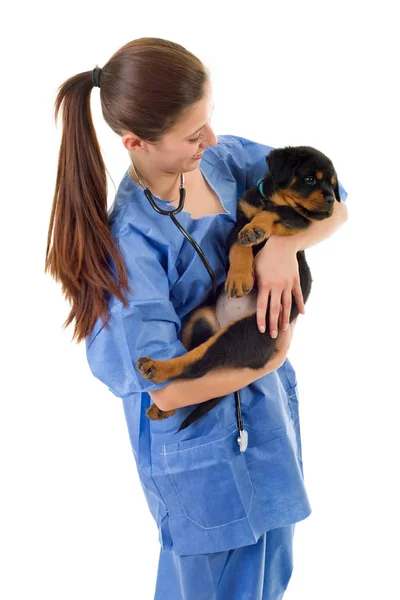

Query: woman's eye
[[304, 176, 316, 185], [189, 133, 203, 143]]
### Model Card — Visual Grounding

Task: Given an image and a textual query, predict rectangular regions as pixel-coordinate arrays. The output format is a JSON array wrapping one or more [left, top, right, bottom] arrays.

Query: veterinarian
[[46, 37, 348, 599]]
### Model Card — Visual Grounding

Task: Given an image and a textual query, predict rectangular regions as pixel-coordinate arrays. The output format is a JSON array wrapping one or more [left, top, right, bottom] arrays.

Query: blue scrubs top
[[85, 135, 348, 556]]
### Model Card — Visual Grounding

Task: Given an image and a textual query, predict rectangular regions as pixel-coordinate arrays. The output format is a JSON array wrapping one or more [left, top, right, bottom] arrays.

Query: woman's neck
[[129, 160, 185, 202]]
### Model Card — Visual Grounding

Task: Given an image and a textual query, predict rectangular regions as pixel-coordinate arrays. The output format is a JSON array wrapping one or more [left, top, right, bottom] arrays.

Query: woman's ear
[[266, 147, 300, 188]]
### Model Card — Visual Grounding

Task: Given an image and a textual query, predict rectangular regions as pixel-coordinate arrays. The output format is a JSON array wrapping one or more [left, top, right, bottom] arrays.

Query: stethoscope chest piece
[[237, 429, 248, 453]]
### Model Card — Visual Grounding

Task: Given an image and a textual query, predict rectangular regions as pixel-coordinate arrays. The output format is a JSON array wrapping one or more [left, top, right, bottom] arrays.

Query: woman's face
[[124, 79, 218, 175]]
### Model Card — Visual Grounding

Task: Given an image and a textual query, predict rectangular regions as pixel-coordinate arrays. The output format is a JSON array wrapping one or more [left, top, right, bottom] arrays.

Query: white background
[[2, 1, 399, 598]]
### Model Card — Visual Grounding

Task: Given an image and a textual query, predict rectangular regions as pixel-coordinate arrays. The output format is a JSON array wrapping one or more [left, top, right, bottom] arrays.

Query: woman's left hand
[[253, 237, 305, 336]]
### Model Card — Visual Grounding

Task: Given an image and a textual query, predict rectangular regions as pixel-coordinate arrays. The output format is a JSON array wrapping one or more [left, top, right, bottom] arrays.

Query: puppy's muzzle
[[324, 195, 335, 206]]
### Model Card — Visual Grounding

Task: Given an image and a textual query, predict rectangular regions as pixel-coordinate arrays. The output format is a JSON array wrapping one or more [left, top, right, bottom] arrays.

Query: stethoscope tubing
[[134, 169, 246, 447]]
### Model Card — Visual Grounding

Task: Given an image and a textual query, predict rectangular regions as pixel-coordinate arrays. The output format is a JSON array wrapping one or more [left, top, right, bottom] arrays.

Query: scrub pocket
[[162, 422, 254, 529]]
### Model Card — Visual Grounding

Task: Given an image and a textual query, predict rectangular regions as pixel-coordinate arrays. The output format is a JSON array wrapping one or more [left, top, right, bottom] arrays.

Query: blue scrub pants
[[153, 524, 295, 600]]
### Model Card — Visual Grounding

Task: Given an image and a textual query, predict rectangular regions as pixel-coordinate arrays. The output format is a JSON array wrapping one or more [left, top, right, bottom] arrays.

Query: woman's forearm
[[151, 353, 284, 412], [267, 199, 348, 252]]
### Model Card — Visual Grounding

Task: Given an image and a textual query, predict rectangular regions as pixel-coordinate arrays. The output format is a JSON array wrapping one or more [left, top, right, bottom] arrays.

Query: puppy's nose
[[324, 196, 335, 205]]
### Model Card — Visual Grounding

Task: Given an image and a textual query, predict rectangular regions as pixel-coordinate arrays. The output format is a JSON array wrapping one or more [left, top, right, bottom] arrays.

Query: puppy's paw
[[136, 357, 177, 383], [136, 357, 166, 382], [224, 269, 254, 298], [238, 225, 266, 246], [146, 403, 177, 421]]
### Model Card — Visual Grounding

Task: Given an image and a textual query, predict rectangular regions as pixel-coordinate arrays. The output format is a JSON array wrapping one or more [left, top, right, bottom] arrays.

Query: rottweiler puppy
[[136, 146, 342, 431]]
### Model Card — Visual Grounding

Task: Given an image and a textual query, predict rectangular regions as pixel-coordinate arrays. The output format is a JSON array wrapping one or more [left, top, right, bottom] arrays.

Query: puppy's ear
[[266, 147, 300, 188], [333, 173, 341, 202]]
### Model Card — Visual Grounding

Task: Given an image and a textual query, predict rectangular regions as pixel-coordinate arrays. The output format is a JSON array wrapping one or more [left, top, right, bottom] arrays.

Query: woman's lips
[[193, 152, 203, 159]]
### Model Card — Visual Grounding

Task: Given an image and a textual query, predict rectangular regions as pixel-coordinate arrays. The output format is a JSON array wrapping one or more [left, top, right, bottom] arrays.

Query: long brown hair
[[45, 38, 209, 343]]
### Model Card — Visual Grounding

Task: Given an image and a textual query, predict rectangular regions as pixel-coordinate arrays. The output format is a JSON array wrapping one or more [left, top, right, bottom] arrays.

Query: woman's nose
[[201, 123, 218, 148]]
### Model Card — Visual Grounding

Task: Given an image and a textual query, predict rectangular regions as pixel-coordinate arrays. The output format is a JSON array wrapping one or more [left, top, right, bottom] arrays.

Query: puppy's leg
[[225, 243, 254, 298], [137, 312, 276, 383], [238, 212, 298, 246], [146, 403, 177, 421], [137, 316, 234, 383]]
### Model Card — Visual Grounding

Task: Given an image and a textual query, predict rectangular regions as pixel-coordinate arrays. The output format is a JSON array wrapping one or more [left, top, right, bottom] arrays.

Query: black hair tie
[[92, 67, 102, 88]]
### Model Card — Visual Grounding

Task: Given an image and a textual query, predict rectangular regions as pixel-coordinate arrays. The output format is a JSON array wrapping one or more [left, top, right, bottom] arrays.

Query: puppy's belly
[[215, 287, 257, 329]]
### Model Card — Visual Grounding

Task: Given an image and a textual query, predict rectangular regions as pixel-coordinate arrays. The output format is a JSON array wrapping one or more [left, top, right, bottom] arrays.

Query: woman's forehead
[[170, 82, 214, 138]]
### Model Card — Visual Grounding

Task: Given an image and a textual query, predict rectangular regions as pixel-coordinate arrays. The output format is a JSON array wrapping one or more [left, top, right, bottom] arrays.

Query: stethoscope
[[130, 162, 248, 453]]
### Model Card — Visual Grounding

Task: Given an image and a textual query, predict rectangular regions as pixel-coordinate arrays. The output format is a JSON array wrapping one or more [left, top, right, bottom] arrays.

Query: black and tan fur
[[137, 146, 342, 431]]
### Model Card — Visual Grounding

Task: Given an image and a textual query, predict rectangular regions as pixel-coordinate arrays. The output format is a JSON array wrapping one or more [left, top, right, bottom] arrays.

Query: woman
[[46, 37, 348, 599]]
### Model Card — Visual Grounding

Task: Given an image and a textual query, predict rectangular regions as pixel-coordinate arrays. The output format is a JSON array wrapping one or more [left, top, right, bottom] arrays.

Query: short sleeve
[[85, 225, 187, 398], [231, 135, 348, 203]]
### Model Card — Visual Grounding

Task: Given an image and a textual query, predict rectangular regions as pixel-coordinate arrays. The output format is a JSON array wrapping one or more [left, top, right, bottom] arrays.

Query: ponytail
[[45, 70, 131, 343]]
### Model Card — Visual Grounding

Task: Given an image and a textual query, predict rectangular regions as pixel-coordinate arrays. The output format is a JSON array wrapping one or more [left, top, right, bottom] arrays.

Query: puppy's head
[[266, 146, 341, 220]]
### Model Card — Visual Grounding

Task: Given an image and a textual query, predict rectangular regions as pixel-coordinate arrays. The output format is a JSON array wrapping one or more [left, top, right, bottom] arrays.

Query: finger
[[293, 281, 305, 314], [269, 288, 282, 339], [256, 286, 270, 333], [280, 288, 292, 330], [274, 323, 292, 355]]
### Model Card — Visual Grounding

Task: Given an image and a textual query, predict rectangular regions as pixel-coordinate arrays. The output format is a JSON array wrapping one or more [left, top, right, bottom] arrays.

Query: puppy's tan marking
[[316, 171, 323, 180], [181, 306, 219, 349], [270, 191, 293, 206], [271, 189, 299, 208], [275, 188, 326, 214], [239, 199, 261, 220], [308, 190, 324, 203]]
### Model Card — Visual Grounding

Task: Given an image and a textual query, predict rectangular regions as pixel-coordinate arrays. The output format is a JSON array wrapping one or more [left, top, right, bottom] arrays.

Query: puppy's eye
[[304, 176, 316, 185]]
